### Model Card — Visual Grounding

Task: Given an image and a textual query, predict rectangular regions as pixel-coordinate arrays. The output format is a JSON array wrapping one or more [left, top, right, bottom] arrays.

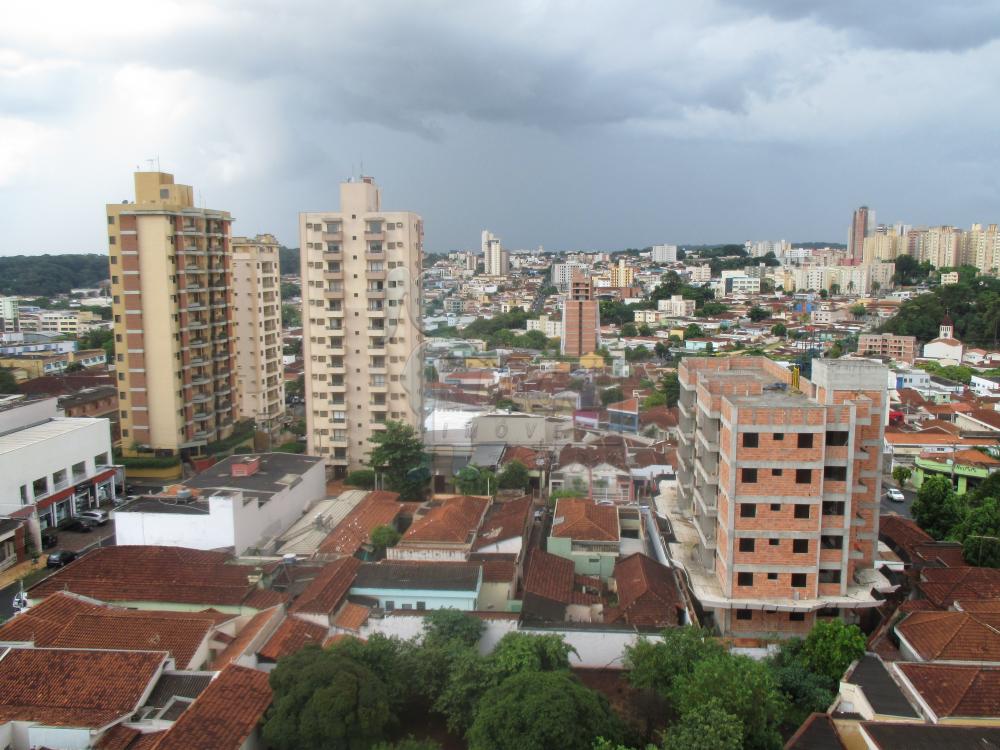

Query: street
[[880, 482, 916, 521]]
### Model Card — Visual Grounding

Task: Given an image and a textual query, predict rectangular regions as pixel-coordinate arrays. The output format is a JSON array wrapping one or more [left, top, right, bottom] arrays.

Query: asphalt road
[[880, 484, 916, 520]]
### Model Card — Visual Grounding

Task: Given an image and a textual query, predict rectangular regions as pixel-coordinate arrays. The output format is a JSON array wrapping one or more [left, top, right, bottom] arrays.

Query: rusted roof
[[473, 496, 532, 550], [290, 556, 361, 616], [333, 602, 371, 632], [551, 497, 619, 542], [609, 553, 682, 628], [897, 663, 1000, 719], [896, 610, 1000, 661], [317, 491, 402, 555], [920, 566, 1000, 607], [257, 616, 328, 661], [523, 549, 574, 605], [402, 495, 489, 545]]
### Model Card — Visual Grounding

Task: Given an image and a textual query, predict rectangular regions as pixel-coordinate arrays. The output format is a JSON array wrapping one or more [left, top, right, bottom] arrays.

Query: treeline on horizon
[[0, 254, 109, 296]]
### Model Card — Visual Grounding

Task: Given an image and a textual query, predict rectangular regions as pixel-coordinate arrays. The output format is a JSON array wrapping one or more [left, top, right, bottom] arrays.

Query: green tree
[[850, 303, 867, 320], [819, 289, 828, 299], [748, 306, 769, 322], [770, 323, 787, 337], [891, 466, 911, 487], [638, 323, 653, 336], [963, 534, 1000, 567], [495, 397, 518, 411], [373, 739, 441, 750], [424, 365, 439, 383], [950, 497, 1000, 546], [601, 386, 625, 406], [657, 372, 680, 408], [281, 303, 301, 328], [434, 647, 493, 734], [368, 420, 429, 501], [673, 654, 786, 750], [489, 632, 576, 677], [345, 469, 376, 489], [0, 368, 18, 394], [280, 281, 301, 300], [625, 627, 724, 701], [621, 322, 639, 337], [467, 671, 625, 750], [264, 647, 392, 750], [497, 460, 530, 491], [370, 525, 401, 553], [684, 323, 703, 339], [662, 699, 743, 750], [800, 620, 866, 683], [423, 609, 485, 649], [643, 391, 667, 409], [912, 475, 963, 539], [829, 283, 841, 296], [455, 465, 496, 495]]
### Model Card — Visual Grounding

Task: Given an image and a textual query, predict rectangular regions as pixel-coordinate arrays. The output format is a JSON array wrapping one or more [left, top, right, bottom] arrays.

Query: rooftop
[[402, 495, 490, 546], [353, 561, 482, 591], [609, 552, 683, 628], [183, 452, 322, 498], [290, 556, 361, 616], [0, 416, 107, 456], [897, 662, 1000, 720], [844, 655, 918, 718], [276, 489, 369, 556], [257, 616, 328, 661], [523, 549, 575, 605], [0, 647, 166, 728], [551, 497, 620, 542], [896, 610, 1000, 661], [860, 722, 1000, 750], [317, 490, 402, 555]]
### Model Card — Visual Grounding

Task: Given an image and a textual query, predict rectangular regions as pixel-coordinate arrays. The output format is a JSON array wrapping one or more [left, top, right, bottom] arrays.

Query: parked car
[[46, 550, 78, 568], [40, 531, 58, 549], [61, 519, 94, 533], [78, 509, 110, 526], [887, 488, 905, 503], [11, 590, 28, 614]]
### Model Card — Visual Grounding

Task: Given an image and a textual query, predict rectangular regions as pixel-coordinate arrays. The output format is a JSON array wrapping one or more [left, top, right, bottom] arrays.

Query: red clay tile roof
[[610, 552, 682, 628], [95, 725, 147, 750], [557, 442, 628, 470], [257, 616, 328, 661], [639, 405, 678, 429], [482, 559, 516, 583], [212, 606, 282, 669], [920, 566, 1000, 607], [474, 496, 532, 550], [501, 445, 547, 468], [523, 549, 574, 605], [879, 515, 933, 560], [290, 556, 361, 616], [607, 398, 639, 413], [402, 495, 489, 544], [911, 541, 967, 567], [150, 665, 271, 750], [897, 663, 1000, 719], [551, 498, 619, 542], [0, 647, 166, 728], [896, 610, 1000, 661], [333, 602, 371, 632], [0, 592, 233, 669], [318, 491, 402, 555], [28, 546, 281, 608]]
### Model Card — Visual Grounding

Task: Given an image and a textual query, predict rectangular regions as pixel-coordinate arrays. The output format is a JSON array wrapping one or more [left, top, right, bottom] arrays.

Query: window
[[32, 477, 48, 497], [769, 538, 780, 546], [416, 601, 426, 611], [108, 215, 115, 225], [789, 612, 806, 621], [819, 570, 842, 584], [792, 573, 807, 588], [743, 432, 759, 448], [774, 432, 784, 441], [793, 539, 809, 553], [798, 433, 814, 448], [821, 535, 844, 550], [818, 607, 838, 618], [795, 469, 812, 484], [768, 572, 778, 581], [159, 188, 169, 198], [19, 485, 28, 505], [826, 430, 849, 446], [52, 469, 67, 488], [741, 468, 758, 484], [401, 603, 413, 610], [794, 504, 811, 519], [824, 465, 847, 481], [823, 501, 845, 516], [740, 503, 756, 518], [384, 601, 395, 611], [737, 572, 753, 586], [772, 468, 783, 477], [736, 609, 752, 620], [770, 503, 781, 511], [739, 538, 755, 552]]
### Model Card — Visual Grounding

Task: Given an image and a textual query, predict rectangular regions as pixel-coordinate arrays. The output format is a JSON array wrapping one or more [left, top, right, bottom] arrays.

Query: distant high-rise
[[300, 177, 423, 475], [231, 234, 285, 437], [848, 206, 875, 262], [0, 297, 19, 334], [107, 171, 236, 456], [561, 272, 599, 357], [482, 230, 509, 277], [651, 244, 678, 264]]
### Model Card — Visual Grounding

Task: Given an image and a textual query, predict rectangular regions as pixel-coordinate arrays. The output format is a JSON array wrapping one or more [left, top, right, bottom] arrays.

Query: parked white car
[[78, 509, 110, 525], [886, 488, 905, 503]]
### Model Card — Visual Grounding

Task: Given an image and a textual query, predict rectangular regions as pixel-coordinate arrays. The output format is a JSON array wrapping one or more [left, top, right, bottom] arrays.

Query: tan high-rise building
[[670, 356, 889, 640], [482, 230, 509, 277], [232, 234, 285, 435], [300, 177, 423, 475], [609, 258, 635, 287], [561, 272, 600, 357], [965, 223, 1000, 274], [107, 171, 236, 456]]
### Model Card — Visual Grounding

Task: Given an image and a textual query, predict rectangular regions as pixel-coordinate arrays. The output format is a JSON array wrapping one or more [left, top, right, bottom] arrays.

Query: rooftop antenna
[[145, 158, 156, 171]]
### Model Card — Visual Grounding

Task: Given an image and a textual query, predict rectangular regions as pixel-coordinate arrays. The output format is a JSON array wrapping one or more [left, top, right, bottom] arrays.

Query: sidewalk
[[0, 558, 45, 590]]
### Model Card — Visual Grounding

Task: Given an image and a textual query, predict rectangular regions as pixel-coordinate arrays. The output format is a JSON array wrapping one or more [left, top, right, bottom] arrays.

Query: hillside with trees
[[0, 254, 109, 295], [279, 246, 300, 275], [880, 274, 1000, 344]]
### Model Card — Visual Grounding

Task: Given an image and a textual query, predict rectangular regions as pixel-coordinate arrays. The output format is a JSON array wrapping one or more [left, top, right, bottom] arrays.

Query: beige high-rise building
[[232, 234, 285, 436], [300, 177, 424, 475], [609, 258, 635, 287], [966, 223, 1000, 274], [861, 232, 902, 264], [107, 171, 236, 456], [482, 230, 509, 277], [922, 226, 962, 269]]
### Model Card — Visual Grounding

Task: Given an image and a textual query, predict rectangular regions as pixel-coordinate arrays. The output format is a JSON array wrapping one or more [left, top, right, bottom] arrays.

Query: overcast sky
[[2, 0, 1000, 255]]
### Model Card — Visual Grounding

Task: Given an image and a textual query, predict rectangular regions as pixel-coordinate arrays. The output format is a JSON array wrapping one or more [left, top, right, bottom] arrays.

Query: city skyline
[[4, 1, 1000, 254]]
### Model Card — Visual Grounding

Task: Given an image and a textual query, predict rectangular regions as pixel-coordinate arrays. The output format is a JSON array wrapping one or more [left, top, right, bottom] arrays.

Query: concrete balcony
[[322, 231, 343, 242], [323, 250, 342, 261], [364, 231, 385, 241], [366, 289, 386, 300], [366, 270, 387, 282], [328, 346, 346, 356], [324, 270, 344, 281]]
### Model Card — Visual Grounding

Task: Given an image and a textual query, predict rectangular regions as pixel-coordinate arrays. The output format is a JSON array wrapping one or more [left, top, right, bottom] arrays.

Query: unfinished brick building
[[668, 356, 891, 641]]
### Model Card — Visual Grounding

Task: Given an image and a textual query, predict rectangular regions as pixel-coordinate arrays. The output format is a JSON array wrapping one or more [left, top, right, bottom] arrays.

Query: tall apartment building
[[300, 177, 423, 475], [848, 206, 875, 262], [107, 171, 236, 456], [669, 356, 889, 640], [608, 259, 634, 287], [551, 262, 589, 289], [857, 333, 917, 363], [965, 223, 1000, 273], [482, 230, 509, 277], [232, 234, 285, 435], [651, 244, 678, 264], [561, 272, 599, 357], [0, 297, 18, 334]]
